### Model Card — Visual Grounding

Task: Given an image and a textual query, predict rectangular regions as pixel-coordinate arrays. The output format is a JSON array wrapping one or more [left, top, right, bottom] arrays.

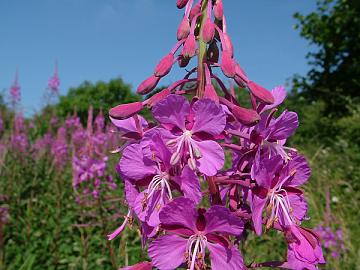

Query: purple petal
[[152, 94, 189, 130], [148, 234, 187, 270], [110, 115, 147, 134], [284, 155, 311, 187], [282, 250, 318, 270], [262, 86, 287, 112], [133, 191, 148, 222], [141, 130, 172, 168], [133, 189, 165, 227], [204, 205, 244, 235], [124, 179, 139, 208], [191, 99, 226, 135], [288, 194, 308, 223], [159, 197, 197, 231], [119, 144, 157, 181], [207, 243, 246, 270], [251, 195, 267, 235], [193, 140, 224, 176], [119, 261, 153, 270], [252, 154, 282, 188], [269, 111, 299, 140], [288, 226, 325, 264], [174, 166, 202, 204]]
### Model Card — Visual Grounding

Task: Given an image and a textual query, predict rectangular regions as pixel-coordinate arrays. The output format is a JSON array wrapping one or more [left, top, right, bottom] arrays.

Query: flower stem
[[196, 0, 208, 98]]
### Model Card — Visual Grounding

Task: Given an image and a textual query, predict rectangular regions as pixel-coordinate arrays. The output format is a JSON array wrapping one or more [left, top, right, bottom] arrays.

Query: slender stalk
[[196, 0, 208, 98]]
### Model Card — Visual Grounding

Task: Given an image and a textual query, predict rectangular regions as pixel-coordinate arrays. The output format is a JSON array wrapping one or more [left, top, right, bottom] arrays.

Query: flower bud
[[109, 102, 143, 120], [181, 34, 197, 58], [189, 3, 201, 21], [178, 55, 190, 67], [204, 84, 219, 104], [137, 75, 160, 95], [177, 17, 190, 40], [234, 63, 249, 86], [154, 53, 174, 77], [176, 0, 189, 9], [221, 50, 236, 78], [232, 105, 260, 126], [147, 88, 171, 107], [214, 0, 224, 21], [207, 41, 219, 62], [248, 81, 275, 105], [223, 33, 234, 57], [202, 18, 215, 43]]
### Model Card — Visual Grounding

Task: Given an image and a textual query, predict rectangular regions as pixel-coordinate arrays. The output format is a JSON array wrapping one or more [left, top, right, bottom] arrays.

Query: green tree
[[292, 0, 360, 117]]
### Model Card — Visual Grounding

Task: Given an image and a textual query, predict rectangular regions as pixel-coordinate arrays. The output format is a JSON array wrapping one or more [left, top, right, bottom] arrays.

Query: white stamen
[[169, 130, 201, 170]]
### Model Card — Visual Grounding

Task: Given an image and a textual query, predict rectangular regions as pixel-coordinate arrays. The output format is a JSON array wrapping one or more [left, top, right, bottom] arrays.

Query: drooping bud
[[154, 53, 174, 77], [181, 34, 197, 58], [189, 3, 201, 21], [177, 17, 190, 40], [178, 55, 191, 67], [202, 18, 215, 43], [234, 63, 249, 87], [223, 33, 234, 57], [137, 75, 160, 95], [248, 81, 275, 105], [176, 0, 189, 9], [221, 50, 236, 78], [207, 41, 219, 62], [147, 88, 171, 108], [109, 102, 143, 120], [232, 106, 260, 126], [214, 0, 224, 21], [204, 84, 219, 104]]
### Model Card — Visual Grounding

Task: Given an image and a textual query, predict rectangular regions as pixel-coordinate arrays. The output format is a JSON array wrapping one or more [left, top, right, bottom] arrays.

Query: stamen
[[185, 234, 207, 270]]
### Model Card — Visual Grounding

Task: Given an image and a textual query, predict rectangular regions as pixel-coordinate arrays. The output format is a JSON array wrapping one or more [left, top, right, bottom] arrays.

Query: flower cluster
[[314, 226, 345, 259], [9, 71, 21, 108], [72, 107, 117, 203], [108, 1, 325, 269], [48, 62, 60, 93]]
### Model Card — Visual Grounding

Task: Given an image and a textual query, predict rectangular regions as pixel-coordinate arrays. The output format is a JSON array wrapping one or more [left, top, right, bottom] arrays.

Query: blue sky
[[0, 1, 316, 115]]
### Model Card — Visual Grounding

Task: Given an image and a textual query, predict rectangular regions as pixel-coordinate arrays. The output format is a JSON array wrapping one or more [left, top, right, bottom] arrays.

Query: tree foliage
[[292, 0, 360, 117]]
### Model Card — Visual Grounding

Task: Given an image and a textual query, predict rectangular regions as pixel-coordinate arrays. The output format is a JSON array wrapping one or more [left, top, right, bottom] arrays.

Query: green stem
[[196, 0, 209, 98]]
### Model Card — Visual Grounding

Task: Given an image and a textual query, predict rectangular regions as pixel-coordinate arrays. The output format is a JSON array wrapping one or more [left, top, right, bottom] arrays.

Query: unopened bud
[[177, 17, 190, 40], [182, 34, 197, 58], [214, 0, 224, 21], [109, 102, 143, 120], [232, 105, 260, 126], [137, 75, 160, 95], [223, 33, 234, 57], [204, 84, 219, 104], [189, 3, 201, 21], [147, 88, 171, 108], [154, 53, 174, 77], [207, 41, 219, 62], [176, 0, 189, 9], [248, 81, 275, 105], [202, 18, 215, 43], [235, 63, 249, 83], [221, 50, 236, 78]]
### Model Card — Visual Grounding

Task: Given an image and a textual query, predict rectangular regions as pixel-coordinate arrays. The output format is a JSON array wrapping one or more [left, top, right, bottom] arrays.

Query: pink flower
[[152, 95, 226, 176]]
